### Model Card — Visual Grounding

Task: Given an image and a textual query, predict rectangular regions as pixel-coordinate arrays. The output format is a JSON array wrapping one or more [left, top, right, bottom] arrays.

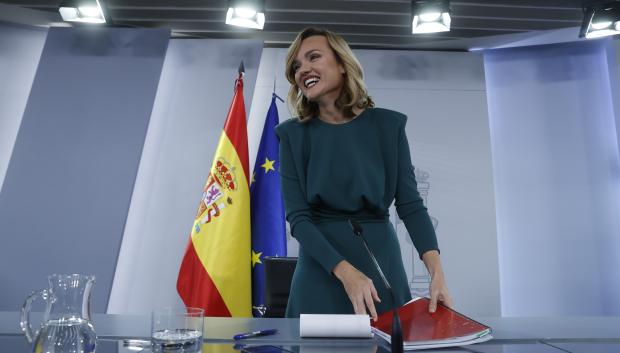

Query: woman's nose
[[298, 62, 311, 74]]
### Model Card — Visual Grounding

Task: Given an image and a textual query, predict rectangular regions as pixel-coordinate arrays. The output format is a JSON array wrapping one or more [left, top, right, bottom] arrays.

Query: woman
[[274, 27, 452, 320]]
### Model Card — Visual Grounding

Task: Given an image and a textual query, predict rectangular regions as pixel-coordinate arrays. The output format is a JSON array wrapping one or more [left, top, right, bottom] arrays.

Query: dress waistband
[[311, 212, 390, 224]]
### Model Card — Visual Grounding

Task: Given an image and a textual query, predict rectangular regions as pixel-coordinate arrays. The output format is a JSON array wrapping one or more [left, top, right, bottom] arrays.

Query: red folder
[[371, 297, 492, 350]]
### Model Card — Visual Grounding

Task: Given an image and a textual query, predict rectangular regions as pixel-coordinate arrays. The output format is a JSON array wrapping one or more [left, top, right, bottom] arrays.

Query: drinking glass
[[151, 307, 204, 353]]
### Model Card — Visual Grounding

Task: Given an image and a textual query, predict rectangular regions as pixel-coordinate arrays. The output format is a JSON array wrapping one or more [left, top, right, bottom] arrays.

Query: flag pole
[[272, 76, 284, 103], [238, 61, 245, 76]]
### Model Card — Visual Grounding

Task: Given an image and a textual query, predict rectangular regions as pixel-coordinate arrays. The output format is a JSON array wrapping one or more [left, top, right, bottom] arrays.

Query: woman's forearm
[[421, 250, 444, 278]]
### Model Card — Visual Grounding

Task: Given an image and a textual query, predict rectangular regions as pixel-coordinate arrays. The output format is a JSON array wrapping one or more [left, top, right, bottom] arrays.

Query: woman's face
[[292, 35, 345, 104]]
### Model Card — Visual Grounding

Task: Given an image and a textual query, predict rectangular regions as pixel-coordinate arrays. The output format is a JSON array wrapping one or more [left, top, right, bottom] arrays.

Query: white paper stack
[[299, 314, 372, 338]]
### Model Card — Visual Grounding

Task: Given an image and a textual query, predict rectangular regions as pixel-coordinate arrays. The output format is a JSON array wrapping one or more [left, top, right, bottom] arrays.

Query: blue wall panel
[[0, 27, 169, 312]]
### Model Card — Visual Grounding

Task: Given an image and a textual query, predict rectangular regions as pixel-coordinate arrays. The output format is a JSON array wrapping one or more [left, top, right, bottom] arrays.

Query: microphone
[[348, 219, 404, 353]]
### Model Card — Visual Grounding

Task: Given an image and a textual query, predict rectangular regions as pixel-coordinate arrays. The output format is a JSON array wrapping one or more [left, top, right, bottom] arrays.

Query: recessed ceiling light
[[58, 0, 106, 24], [412, 0, 451, 34], [225, 0, 266, 30], [580, 2, 620, 39]]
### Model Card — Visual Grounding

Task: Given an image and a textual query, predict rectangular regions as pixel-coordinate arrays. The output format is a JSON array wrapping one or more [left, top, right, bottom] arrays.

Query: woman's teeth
[[304, 77, 319, 88]]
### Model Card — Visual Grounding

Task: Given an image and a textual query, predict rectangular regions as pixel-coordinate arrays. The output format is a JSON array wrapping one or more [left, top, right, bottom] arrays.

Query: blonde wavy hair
[[285, 27, 374, 122]]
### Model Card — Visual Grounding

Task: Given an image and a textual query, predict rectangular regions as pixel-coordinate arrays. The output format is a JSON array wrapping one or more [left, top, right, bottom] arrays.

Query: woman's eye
[[310, 54, 320, 61]]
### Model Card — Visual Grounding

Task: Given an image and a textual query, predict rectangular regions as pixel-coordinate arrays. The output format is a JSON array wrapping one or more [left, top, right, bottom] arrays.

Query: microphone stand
[[349, 220, 404, 353]]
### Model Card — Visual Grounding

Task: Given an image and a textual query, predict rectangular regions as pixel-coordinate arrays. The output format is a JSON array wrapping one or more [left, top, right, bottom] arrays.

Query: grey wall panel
[[0, 27, 169, 312]]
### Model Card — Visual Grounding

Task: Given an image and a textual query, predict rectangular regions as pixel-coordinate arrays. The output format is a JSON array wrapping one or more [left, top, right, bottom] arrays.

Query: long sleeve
[[275, 124, 345, 273], [394, 116, 440, 258]]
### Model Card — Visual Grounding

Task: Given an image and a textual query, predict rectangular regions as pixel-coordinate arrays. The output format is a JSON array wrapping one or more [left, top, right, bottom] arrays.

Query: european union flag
[[250, 95, 287, 317]]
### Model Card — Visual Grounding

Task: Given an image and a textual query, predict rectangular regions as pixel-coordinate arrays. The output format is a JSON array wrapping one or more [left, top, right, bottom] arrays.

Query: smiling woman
[[275, 27, 452, 320]]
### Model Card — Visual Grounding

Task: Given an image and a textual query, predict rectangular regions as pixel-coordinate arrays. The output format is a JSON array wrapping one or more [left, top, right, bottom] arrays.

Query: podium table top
[[2, 312, 619, 352]]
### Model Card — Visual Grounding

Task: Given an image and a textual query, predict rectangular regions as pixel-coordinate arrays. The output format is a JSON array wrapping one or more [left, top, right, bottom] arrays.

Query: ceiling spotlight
[[412, 0, 451, 34], [580, 2, 620, 39], [59, 0, 106, 24], [226, 0, 265, 30]]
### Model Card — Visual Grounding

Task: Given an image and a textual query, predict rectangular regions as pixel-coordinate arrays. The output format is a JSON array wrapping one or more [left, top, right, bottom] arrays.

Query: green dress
[[274, 107, 439, 318]]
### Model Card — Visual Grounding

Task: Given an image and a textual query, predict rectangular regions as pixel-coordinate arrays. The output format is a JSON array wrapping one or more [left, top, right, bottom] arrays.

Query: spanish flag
[[177, 71, 251, 317]]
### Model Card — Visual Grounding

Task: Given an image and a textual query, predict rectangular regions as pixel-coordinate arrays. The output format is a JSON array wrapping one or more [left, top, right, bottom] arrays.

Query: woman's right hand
[[333, 260, 381, 321]]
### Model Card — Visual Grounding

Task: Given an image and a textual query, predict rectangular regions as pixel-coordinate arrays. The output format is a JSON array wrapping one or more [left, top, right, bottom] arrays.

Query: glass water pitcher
[[20, 274, 97, 353]]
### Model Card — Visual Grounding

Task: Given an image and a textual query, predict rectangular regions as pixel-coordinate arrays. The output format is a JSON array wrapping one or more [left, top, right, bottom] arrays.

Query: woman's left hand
[[428, 272, 452, 313], [421, 250, 453, 313]]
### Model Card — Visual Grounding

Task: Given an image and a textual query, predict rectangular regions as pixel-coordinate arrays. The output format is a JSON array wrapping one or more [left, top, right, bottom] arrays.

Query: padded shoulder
[[369, 107, 407, 129], [367, 108, 408, 139], [274, 117, 305, 141]]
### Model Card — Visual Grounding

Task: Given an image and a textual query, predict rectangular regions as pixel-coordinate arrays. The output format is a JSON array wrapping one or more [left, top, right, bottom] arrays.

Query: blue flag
[[250, 95, 287, 317]]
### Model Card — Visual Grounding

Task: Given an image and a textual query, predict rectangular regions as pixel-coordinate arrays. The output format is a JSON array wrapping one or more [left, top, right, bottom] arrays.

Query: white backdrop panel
[[0, 23, 46, 193], [611, 38, 620, 160], [485, 40, 620, 316]]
